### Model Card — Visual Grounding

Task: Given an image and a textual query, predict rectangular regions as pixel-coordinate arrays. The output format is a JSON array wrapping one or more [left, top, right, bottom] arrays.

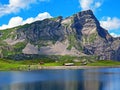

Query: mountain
[[0, 10, 120, 60]]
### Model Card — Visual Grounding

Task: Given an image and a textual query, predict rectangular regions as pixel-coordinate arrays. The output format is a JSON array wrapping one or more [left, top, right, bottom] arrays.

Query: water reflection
[[100, 68, 120, 90], [83, 69, 100, 90], [0, 68, 120, 90]]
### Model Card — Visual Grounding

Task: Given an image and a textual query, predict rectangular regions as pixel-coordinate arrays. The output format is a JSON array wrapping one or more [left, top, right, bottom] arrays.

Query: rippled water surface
[[0, 68, 120, 90]]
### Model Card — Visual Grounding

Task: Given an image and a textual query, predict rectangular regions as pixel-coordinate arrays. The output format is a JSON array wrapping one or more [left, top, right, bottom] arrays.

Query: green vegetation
[[82, 35, 88, 44], [49, 16, 62, 21], [36, 40, 55, 48], [0, 55, 82, 70], [88, 60, 120, 66], [67, 34, 76, 50], [0, 24, 29, 41], [0, 55, 120, 71], [89, 33, 97, 43], [0, 41, 7, 46], [2, 49, 14, 56], [0, 59, 21, 71], [82, 33, 97, 44], [19, 24, 30, 29], [49, 17, 58, 21], [42, 62, 62, 66], [74, 42, 83, 51], [13, 42, 27, 53], [0, 27, 18, 40], [0, 41, 27, 57]]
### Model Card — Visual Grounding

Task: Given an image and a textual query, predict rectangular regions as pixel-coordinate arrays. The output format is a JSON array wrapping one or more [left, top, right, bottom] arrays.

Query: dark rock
[[1, 10, 120, 61]]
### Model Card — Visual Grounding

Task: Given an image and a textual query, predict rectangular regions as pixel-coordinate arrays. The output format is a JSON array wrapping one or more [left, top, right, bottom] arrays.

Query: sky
[[0, 0, 120, 37]]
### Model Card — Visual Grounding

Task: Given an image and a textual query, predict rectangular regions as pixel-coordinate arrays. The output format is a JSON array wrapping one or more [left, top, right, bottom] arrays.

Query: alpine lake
[[0, 68, 120, 90]]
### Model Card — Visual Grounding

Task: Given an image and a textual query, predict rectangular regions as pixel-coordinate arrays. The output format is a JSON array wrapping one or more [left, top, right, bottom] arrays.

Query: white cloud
[[100, 17, 120, 37], [0, 12, 52, 30], [9, 0, 36, 8], [94, 2, 101, 8], [8, 16, 23, 27], [79, 0, 102, 11], [100, 17, 120, 30], [23, 12, 52, 24], [110, 33, 120, 37], [79, 0, 93, 10], [0, 0, 49, 17]]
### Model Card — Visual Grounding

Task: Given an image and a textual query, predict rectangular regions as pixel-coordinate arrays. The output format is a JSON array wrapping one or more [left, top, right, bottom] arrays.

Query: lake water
[[0, 68, 120, 90]]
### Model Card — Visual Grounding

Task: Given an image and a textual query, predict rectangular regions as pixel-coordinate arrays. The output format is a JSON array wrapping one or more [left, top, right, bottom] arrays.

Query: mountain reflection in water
[[0, 68, 120, 90]]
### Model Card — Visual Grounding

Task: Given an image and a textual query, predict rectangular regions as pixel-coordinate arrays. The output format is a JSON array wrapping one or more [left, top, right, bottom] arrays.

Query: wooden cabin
[[63, 63, 74, 66]]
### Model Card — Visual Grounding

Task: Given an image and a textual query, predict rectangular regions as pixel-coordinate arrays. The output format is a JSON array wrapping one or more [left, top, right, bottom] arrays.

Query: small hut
[[63, 63, 74, 66]]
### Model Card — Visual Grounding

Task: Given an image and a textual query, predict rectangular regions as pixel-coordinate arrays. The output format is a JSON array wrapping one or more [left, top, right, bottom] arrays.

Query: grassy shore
[[1, 59, 120, 71]]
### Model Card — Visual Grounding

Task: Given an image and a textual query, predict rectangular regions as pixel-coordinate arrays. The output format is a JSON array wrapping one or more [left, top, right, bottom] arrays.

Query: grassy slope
[[1, 58, 120, 71], [87, 60, 120, 66], [0, 59, 20, 71]]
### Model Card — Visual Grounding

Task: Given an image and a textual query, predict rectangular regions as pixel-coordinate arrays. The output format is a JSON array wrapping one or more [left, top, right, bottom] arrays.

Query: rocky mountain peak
[[72, 10, 98, 36], [71, 10, 112, 40], [0, 10, 120, 61], [73, 10, 99, 26], [77, 9, 93, 15]]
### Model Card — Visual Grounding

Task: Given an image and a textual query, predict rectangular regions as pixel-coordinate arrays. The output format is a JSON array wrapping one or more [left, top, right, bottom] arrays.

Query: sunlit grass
[[42, 62, 62, 66], [1, 58, 120, 71], [87, 60, 120, 66], [0, 59, 20, 71]]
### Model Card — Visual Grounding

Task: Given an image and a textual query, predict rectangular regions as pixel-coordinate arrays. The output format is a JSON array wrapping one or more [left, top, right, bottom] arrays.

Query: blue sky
[[0, 0, 120, 37]]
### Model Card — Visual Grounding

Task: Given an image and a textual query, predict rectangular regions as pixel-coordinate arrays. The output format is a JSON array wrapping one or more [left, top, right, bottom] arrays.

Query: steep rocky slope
[[0, 10, 120, 60]]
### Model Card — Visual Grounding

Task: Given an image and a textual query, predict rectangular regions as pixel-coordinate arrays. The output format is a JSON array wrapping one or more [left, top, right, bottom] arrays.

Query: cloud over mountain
[[100, 17, 120, 30], [0, 0, 49, 17], [79, 0, 102, 11], [0, 12, 52, 30]]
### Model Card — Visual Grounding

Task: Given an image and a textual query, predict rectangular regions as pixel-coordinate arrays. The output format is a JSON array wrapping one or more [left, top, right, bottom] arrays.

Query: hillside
[[0, 10, 120, 61]]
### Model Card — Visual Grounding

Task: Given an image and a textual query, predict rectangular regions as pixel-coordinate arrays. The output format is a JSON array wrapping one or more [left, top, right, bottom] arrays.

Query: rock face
[[22, 43, 38, 54], [0, 10, 120, 60]]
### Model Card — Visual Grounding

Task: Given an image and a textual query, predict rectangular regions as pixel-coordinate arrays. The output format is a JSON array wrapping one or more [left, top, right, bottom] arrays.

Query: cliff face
[[0, 10, 120, 60], [63, 10, 117, 60]]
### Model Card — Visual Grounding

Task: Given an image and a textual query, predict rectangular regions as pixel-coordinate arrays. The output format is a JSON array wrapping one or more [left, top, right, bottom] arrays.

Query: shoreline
[[38, 66, 120, 70], [1, 66, 120, 71]]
